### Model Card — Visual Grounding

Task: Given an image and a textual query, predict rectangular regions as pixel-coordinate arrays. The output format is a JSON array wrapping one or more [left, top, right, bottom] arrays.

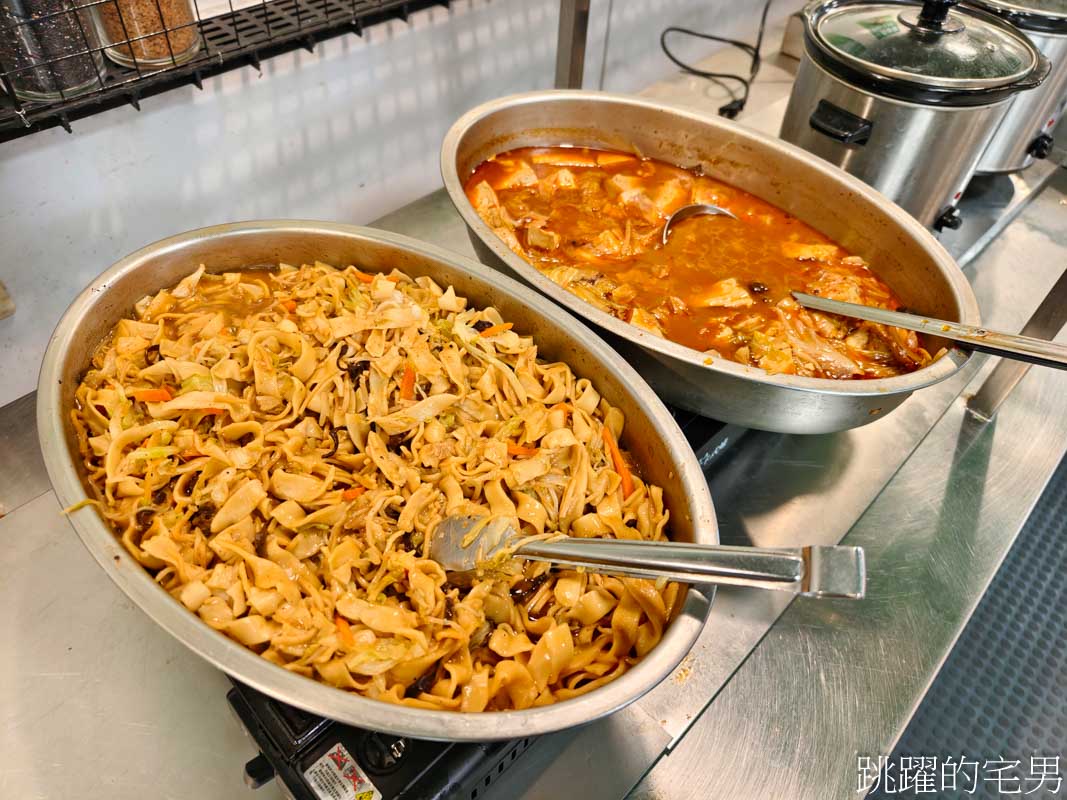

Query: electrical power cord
[[659, 0, 775, 119]]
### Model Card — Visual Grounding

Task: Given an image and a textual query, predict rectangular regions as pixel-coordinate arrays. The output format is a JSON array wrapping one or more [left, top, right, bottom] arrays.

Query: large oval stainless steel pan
[[36, 221, 716, 741], [440, 90, 982, 434]]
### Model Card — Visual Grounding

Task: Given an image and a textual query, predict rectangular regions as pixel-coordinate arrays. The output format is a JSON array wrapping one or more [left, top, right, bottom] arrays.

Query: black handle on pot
[[934, 206, 962, 232], [1028, 133, 1054, 160], [809, 100, 873, 145], [917, 0, 958, 31], [1014, 53, 1051, 92]]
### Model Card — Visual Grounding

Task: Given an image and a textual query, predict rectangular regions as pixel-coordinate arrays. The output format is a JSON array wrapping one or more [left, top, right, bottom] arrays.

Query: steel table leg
[[554, 0, 590, 89], [968, 265, 1067, 420]]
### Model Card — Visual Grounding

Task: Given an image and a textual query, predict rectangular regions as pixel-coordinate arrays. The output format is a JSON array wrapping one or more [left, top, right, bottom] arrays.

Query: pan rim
[[440, 88, 980, 399], [36, 219, 718, 741]]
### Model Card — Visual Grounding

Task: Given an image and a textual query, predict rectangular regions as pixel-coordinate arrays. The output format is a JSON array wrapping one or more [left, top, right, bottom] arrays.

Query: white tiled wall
[[0, 0, 781, 406]]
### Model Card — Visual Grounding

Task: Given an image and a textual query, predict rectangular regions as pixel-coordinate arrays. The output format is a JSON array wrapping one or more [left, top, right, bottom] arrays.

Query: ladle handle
[[514, 538, 866, 599], [793, 292, 1067, 370]]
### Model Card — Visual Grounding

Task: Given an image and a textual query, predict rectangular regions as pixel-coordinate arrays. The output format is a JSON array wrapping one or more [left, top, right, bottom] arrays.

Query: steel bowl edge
[[440, 90, 983, 434], [36, 220, 717, 741]]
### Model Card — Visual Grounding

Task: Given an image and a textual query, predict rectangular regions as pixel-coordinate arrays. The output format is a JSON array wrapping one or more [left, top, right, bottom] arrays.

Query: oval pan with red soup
[[464, 146, 934, 380]]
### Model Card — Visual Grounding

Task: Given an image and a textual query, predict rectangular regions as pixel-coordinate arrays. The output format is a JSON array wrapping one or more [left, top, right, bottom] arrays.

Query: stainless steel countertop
[[2, 168, 1064, 800], [630, 173, 1067, 800], [386, 177, 1067, 800]]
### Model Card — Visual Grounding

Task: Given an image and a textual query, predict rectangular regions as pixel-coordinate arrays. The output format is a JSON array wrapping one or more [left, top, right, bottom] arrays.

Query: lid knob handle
[[915, 0, 960, 32]]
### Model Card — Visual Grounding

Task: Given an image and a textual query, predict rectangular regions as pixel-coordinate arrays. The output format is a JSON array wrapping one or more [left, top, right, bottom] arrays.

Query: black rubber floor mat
[[867, 456, 1067, 798]]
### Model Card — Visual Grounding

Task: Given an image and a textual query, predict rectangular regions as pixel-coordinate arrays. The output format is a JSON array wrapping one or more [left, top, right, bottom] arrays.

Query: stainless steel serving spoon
[[431, 515, 866, 599], [661, 210, 1066, 368], [661, 203, 738, 245], [792, 292, 1067, 370]]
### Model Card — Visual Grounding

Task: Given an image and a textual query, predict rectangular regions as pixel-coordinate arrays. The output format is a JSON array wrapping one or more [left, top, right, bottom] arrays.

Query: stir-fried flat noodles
[[70, 262, 680, 711], [465, 146, 934, 380]]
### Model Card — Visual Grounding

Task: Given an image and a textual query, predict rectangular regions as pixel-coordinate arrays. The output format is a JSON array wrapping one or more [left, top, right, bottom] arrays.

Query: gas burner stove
[[227, 408, 733, 800], [228, 680, 533, 800]]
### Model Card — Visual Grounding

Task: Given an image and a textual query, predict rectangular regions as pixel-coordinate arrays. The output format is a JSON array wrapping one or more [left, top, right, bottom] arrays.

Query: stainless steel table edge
[[2, 172, 1064, 800], [629, 307, 1067, 799], [0, 390, 49, 517]]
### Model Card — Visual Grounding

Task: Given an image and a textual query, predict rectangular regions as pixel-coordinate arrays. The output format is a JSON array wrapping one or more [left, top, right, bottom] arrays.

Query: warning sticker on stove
[[303, 743, 382, 800]]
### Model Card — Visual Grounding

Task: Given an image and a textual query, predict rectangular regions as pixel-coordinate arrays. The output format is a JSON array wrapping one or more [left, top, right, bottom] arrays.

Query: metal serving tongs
[[431, 516, 866, 599], [792, 292, 1067, 370]]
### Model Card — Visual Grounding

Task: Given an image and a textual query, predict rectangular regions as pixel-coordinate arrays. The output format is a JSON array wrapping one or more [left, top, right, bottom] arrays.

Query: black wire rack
[[0, 0, 447, 141]]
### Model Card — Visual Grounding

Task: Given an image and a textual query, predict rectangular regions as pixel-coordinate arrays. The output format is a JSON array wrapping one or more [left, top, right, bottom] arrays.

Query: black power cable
[[659, 0, 775, 119]]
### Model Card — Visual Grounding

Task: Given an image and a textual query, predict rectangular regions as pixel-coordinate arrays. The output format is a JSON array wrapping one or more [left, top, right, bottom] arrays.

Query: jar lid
[[805, 0, 1048, 104], [965, 0, 1067, 34]]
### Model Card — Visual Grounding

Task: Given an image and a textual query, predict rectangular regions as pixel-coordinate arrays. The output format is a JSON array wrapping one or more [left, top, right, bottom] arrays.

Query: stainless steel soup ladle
[[661, 204, 1067, 370], [792, 293, 1067, 371], [661, 203, 738, 245]]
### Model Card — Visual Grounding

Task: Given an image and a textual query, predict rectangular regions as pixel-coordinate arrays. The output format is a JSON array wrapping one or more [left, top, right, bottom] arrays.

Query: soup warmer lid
[[965, 0, 1067, 35], [804, 0, 1050, 105]]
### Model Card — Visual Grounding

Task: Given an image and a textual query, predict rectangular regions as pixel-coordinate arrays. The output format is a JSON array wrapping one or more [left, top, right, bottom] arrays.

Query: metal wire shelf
[[0, 0, 446, 141]]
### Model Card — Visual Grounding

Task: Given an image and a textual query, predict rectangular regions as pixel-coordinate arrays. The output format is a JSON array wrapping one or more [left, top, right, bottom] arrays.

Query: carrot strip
[[478, 322, 514, 338], [507, 443, 539, 457], [334, 614, 355, 648], [601, 425, 634, 499], [282, 299, 297, 312], [133, 387, 172, 403], [353, 266, 402, 284], [202, 407, 225, 415], [342, 486, 366, 502], [179, 450, 203, 460], [399, 363, 416, 400]]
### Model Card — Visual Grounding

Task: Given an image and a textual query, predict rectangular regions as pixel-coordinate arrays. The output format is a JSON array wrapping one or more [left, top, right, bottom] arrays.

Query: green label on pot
[[826, 33, 867, 57], [858, 16, 900, 39]]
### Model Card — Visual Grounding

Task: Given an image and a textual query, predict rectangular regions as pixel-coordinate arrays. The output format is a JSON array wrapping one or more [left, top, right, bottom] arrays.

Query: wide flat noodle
[[70, 262, 676, 711]]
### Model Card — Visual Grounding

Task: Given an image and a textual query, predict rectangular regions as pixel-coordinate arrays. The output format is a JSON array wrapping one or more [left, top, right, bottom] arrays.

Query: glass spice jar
[[96, 0, 199, 69], [0, 0, 105, 101]]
